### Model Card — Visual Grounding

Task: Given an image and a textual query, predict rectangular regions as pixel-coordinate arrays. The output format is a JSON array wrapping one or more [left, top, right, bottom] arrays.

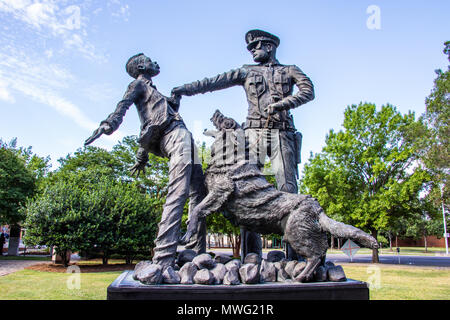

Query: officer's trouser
[[240, 128, 299, 259], [152, 125, 206, 267]]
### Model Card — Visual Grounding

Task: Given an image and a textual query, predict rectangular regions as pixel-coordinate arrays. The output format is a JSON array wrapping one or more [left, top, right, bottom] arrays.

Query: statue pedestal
[[107, 271, 369, 300]]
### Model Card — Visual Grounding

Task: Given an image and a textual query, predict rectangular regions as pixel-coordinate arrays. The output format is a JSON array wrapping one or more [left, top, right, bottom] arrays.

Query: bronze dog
[[180, 110, 378, 282]]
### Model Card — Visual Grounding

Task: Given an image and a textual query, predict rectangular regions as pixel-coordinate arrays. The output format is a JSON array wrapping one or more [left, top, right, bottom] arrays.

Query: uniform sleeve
[[277, 65, 315, 110], [180, 67, 247, 96], [101, 80, 144, 134]]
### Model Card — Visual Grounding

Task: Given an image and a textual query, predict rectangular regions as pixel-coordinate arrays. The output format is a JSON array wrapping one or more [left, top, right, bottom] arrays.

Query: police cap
[[245, 29, 280, 50]]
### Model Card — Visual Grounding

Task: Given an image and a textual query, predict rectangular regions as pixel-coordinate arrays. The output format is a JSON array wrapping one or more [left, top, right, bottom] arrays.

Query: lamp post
[[440, 183, 448, 255]]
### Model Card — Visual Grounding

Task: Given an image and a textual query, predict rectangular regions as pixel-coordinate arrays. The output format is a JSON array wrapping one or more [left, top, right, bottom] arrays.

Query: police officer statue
[[172, 29, 315, 260]]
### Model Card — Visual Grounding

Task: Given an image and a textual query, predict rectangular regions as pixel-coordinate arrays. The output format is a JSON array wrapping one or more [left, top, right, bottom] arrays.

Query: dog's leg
[[179, 175, 234, 245], [294, 256, 322, 283]]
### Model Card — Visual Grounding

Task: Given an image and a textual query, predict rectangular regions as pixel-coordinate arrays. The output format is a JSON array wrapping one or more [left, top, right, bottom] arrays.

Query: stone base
[[107, 271, 369, 300]]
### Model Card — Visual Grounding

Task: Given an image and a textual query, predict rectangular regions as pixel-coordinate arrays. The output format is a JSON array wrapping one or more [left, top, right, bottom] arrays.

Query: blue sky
[[0, 0, 449, 176]]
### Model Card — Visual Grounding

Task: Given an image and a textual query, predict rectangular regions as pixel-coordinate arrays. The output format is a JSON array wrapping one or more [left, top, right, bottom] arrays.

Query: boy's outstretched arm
[[84, 80, 143, 146]]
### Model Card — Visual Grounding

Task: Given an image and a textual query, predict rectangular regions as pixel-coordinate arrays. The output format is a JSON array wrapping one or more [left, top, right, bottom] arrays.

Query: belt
[[244, 119, 294, 131]]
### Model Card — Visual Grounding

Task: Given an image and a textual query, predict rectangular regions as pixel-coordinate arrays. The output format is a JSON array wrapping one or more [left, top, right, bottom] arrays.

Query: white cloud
[[0, 0, 126, 140], [107, 0, 130, 21], [0, 48, 122, 142], [0, 0, 106, 62], [0, 84, 15, 103]]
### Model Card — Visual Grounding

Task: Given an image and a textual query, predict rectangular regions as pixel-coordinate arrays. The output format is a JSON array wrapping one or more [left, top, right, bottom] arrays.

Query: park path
[[0, 259, 50, 276]]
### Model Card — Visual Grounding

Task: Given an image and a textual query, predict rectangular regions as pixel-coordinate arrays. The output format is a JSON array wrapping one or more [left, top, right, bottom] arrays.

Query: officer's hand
[[84, 123, 111, 146], [171, 86, 187, 97], [169, 93, 181, 107], [264, 102, 283, 115]]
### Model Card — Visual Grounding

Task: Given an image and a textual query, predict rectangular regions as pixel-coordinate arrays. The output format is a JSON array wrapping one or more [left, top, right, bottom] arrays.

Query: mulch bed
[[25, 263, 136, 273]]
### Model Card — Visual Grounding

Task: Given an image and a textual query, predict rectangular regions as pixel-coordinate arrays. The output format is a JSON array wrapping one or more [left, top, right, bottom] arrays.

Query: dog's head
[[205, 110, 245, 167]]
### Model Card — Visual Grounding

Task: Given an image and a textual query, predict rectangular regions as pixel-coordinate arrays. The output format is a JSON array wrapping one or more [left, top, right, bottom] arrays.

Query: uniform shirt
[[180, 60, 314, 129]]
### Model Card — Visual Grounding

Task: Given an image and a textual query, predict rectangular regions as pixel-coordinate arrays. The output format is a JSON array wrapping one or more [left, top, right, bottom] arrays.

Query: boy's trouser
[[152, 125, 206, 267]]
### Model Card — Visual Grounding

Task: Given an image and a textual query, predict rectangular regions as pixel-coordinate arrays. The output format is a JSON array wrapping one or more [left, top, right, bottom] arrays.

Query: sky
[[0, 0, 449, 176]]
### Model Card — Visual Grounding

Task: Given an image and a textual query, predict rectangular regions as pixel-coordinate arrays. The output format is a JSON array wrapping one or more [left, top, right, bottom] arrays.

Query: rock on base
[[194, 269, 215, 285], [179, 262, 198, 284], [327, 265, 347, 282], [135, 263, 163, 285], [239, 263, 260, 284]]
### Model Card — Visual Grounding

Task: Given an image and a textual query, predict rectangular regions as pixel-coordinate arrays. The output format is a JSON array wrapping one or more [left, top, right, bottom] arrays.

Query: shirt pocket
[[274, 71, 291, 95], [246, 74, 266, 97]]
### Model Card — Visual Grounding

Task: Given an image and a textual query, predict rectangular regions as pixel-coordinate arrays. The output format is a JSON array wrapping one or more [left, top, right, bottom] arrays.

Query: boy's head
[[126, 53, 160, 79]]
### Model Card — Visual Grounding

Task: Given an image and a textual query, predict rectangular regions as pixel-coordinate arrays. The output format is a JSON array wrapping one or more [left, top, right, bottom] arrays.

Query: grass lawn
[[0, 263, 448, 300], [0, 269, 122, 300], [342, 263, 450, 300]]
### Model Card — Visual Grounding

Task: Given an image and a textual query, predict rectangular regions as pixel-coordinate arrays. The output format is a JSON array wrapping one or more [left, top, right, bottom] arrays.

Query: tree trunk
[[388, 232, 393, 251], [424, 233, 428, 253], [213, 234, 218, 247], [7, 224, 21, 256], [102, 250, 109, 265], [371, 230, 380, 263], [330, 236, 334, 249], [59, 250, 70, 268], [230, 234, 240, 258]]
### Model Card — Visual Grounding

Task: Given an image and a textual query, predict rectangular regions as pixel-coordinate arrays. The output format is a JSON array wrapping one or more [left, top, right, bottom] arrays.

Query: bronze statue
[[172, 29, 315, 259], [85, 54, 207, 279]]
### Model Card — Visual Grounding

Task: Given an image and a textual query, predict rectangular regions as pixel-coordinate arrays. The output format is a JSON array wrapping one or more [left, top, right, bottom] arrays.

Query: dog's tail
[[318, 210, 378, 249]]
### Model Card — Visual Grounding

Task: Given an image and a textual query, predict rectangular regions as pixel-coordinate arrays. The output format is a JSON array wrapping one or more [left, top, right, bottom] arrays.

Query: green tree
[[419, 41, 449, 220], [24, 169, 160, 266], [0, 144, 36, 226], [110, 181, 160, 264], [300, 103, 429, 262], [25, 136, 164, 264], [24, 174, 88, 266]]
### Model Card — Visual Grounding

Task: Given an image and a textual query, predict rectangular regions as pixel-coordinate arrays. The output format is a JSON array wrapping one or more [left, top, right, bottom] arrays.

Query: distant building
[[396, 236, 446, 248]]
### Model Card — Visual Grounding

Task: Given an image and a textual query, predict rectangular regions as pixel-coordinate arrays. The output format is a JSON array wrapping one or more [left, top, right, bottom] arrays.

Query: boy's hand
[[85, 123, 111, 146], [129, 161, 148, 178]]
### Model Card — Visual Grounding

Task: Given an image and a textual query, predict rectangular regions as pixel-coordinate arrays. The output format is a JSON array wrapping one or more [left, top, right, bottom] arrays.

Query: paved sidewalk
[[0, 259, 50, 276]]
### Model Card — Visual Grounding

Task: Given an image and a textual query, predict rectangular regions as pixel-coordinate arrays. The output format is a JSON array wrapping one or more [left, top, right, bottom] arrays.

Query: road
[[0, 259, 50, 276], [209, 248, 450, 267], [326, 254, 450, 267]]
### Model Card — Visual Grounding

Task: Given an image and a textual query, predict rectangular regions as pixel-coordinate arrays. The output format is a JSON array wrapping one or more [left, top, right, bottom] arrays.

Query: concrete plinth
[[107, 271, 369, 300]]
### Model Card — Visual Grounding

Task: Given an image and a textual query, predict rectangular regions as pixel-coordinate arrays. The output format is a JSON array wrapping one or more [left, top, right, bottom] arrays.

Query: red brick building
[[396, 236, 446, 247]]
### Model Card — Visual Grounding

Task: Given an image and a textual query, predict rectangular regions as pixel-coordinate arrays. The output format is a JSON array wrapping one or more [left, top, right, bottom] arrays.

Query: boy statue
[[85, 53, 207, 271]]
